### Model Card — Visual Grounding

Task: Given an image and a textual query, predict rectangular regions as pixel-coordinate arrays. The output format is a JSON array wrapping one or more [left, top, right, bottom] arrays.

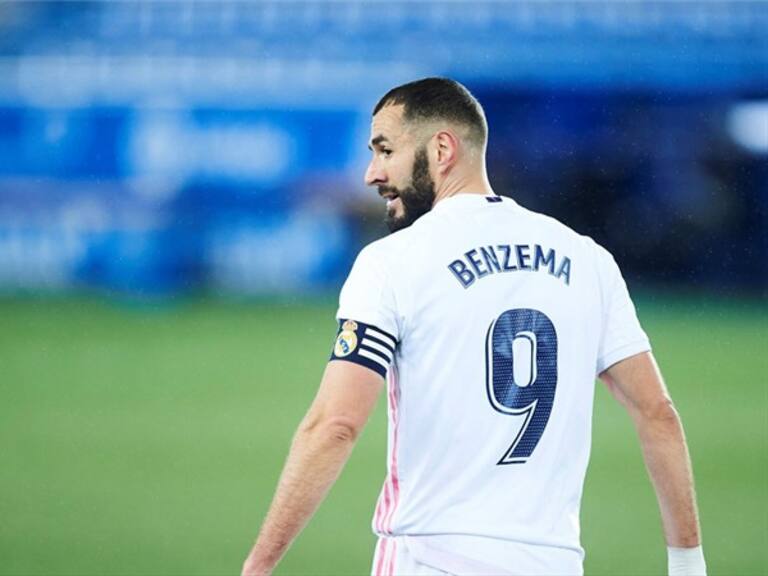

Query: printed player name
[[448, 243, 571, 288]]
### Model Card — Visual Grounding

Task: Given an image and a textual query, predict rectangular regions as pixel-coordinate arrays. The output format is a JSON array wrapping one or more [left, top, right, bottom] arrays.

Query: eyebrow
[[367, 134, 390, 150]]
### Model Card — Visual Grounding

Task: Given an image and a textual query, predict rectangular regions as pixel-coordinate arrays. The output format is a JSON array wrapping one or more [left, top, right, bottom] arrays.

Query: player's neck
[[433, 172, 494, 205]]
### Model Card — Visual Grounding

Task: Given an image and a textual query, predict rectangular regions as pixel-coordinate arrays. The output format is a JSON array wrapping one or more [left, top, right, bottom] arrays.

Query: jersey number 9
[[485, 308, 558, 465]]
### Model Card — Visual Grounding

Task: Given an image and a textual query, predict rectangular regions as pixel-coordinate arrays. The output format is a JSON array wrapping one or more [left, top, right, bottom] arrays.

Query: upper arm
[[301, 361, 386, 439], [303, 241, 398, 439], [599, 351, 675, 422]]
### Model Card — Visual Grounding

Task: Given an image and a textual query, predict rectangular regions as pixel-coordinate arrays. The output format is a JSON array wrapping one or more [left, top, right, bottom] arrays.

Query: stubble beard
[[382, 146, 436, 233]]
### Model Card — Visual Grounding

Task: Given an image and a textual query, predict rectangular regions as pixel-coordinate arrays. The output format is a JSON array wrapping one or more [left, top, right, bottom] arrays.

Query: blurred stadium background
[[0, 1, 766, 575]]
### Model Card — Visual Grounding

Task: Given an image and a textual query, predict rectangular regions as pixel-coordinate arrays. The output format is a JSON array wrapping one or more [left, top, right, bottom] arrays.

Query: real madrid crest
[[334, 320, 359, 357]]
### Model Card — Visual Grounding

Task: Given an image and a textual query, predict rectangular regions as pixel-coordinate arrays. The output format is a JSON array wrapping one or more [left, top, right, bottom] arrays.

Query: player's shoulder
[[516, 201, 601, 248], [353, 226, 417, 272], [512, 201, 621, 278]]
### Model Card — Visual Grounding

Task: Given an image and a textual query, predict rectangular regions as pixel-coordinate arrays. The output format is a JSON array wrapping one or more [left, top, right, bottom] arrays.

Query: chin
[[386, 214, 411, 233]]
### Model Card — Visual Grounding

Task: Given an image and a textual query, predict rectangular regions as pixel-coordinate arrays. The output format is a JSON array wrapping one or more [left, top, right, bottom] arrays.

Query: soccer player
[[241, 78, 706, 576]]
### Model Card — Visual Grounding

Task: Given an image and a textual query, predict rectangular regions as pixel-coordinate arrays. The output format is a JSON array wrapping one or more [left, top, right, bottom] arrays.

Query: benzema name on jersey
[[447, 243, 572, 289]]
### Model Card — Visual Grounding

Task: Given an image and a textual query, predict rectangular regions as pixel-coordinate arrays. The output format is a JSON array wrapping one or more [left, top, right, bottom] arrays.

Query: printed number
[[485, 308, 558, 465]]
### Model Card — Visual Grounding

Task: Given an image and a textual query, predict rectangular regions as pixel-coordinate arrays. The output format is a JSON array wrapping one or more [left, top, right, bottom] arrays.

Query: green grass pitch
[[0, 296, 765, 575]]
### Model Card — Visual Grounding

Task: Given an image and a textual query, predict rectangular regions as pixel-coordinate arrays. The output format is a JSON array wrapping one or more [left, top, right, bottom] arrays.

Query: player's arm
[[241, 360, 384, 576], [600, 351, 706, 575]]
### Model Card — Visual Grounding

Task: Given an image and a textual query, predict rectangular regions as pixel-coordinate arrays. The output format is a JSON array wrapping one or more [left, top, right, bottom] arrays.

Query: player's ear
[[433, 129, 460, 174]]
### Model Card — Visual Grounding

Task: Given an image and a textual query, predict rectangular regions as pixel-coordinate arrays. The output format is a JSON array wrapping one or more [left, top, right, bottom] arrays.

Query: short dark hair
[[373, 77, 487, 148]]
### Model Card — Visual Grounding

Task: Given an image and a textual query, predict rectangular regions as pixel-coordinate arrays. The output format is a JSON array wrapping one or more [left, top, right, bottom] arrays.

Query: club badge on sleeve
[[330, 318, 398, 377], [334, 320, 359, 357]]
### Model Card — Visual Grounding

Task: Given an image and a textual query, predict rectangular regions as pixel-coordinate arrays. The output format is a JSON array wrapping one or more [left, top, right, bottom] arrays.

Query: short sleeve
[[330, 245, 400, 377], [595, 246, 651, 375], [336, 244, 400, 339]]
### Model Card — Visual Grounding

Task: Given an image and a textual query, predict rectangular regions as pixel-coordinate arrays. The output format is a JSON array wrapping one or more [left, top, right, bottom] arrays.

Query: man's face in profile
[[365, 105, 436, 232]]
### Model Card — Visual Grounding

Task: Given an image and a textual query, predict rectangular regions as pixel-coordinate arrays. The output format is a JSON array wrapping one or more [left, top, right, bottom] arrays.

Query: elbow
[[298, 415, 362, 444], [324, 418, 361, 443], [634, 397, 681, 428]]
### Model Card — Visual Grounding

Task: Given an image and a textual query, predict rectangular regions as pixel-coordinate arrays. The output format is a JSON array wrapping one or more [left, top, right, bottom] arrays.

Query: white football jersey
[[332, 193, 650, 574]]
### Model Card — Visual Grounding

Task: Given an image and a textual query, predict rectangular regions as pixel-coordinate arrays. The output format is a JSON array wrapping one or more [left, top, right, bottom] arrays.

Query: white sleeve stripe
[[364, 327, 396, 350], [361, 338, 393, 361], [359, 348, 390, 370]]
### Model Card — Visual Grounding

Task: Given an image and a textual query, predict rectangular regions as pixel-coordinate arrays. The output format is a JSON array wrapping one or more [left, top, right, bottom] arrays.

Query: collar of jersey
[[432, 193, 515, 213]]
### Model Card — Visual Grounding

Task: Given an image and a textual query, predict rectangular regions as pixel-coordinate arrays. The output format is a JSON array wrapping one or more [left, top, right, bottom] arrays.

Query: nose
[[365, 157, 386, 187]]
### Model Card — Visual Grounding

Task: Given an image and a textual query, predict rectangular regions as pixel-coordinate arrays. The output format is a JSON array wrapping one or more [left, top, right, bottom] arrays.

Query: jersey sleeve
[[595, 246, 651, 375], [330, 244, 400, 377]]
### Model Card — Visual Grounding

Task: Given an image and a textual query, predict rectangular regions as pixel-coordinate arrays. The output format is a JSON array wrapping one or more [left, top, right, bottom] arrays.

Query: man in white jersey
[[241, 78, 706, 576]]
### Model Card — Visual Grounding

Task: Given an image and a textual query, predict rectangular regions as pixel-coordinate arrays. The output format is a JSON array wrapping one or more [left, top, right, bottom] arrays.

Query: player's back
[[338, 193, 649, 574]]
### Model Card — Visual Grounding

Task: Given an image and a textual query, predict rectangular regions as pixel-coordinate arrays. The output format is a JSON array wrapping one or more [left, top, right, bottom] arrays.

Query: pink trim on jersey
[[373, 488, 385, 532], [386, 538, 397, 576], [374, 365, 402, 536], [374, 537, 388, 576], [384, 365, 401, 534], [381, 482, 392, 531]]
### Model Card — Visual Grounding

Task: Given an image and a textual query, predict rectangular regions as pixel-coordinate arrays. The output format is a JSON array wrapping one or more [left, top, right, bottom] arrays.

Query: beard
[[381, 146, 436, 233]]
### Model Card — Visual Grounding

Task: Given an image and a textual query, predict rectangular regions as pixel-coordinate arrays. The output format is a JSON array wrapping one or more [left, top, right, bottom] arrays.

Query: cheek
[[392, 159, 413, 184]]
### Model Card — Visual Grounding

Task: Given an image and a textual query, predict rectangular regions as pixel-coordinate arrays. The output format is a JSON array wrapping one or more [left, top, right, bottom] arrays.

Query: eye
[[381, 148, 393, 158]]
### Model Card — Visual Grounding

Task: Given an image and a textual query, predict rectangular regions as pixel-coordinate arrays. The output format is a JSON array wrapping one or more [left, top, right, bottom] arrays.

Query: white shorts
[[372, 536, 450, 576], [371, 535, 583, 576]]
